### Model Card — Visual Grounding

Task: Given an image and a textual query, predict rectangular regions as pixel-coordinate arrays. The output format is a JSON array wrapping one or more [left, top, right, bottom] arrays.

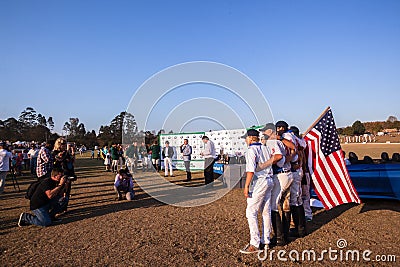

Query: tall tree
[[122, 112, 137, 144], [47, 116, 55, 132], [352, 120, 365, 135], [19, 107, 38, 127], [98, 112, 138, 145], [63, 118, 81, 137], [387, 115, 398, 123], [0, 118, 23, 141], [37, 114, 47, 127]]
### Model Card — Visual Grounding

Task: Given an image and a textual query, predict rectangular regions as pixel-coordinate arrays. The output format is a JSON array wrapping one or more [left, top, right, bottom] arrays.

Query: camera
[[62, 175, 74, 181]]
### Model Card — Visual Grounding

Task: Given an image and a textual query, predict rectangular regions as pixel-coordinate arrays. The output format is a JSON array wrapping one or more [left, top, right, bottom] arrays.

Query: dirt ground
[[1, 156, 399, 266]]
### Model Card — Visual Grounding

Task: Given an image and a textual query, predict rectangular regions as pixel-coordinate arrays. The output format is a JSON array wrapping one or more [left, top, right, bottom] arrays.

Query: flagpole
[[303, 106, 331, 136]]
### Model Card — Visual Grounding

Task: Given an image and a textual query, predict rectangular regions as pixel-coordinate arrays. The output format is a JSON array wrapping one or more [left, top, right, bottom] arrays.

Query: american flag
[[304, 108, 361, 209]]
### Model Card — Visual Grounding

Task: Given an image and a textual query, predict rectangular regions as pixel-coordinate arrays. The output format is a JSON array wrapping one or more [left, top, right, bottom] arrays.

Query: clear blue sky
[[1, 0, 399, 134]]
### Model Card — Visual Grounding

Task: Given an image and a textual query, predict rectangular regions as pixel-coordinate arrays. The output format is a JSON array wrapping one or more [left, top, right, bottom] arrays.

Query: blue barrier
[[311, 163, 400, 201], [213, 162, 224, 175]]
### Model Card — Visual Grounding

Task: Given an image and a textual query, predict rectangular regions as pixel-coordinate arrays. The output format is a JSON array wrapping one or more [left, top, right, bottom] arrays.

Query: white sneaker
[[18, 213, 25, 227], [239, 243, 262, 254]]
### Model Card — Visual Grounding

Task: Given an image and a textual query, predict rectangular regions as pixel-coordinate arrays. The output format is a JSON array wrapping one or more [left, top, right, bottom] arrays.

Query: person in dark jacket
[[162, 141, 174, 177], [18, 168, 68, 227]]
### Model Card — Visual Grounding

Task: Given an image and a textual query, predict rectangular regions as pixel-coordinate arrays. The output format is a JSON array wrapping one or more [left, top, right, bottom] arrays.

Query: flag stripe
[[306, 131, 336, 209], [305, 108, 361, 209], [331, 151, 360, 203], [325, 153, 352, 203], [336, 148, 360, 203]]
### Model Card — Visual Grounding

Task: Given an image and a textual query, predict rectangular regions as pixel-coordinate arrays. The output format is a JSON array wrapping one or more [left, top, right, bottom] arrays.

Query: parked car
[[311, 163, 400, 201]]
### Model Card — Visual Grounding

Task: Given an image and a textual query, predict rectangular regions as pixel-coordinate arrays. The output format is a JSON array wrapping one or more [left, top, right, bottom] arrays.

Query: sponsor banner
[[174, 160, 205, 171], [213, 162, 224, 175], [160, 132, 205, 170], [208, 129, 247, 156]]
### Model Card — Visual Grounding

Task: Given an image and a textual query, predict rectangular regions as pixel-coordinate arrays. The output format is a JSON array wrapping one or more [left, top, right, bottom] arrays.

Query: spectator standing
[[180, 139, 192, 181], [162, 141, 174, 177], [110, 144, 119, 173], [15, 152, 23, 176], [117, 145, 124, 170], [0, 142, 12, 194], [96, 148, 101, 160], [28, 144, 39, 176], [36, 142, 53, 180], [22, 149, 29, 170], [53, 138, 77, 211], [103, 146, 111, 171], [125, 142, 139, 173], [201, 136, 217, 186], [139, 142, 149, 172], [150, 141, 161, 172]]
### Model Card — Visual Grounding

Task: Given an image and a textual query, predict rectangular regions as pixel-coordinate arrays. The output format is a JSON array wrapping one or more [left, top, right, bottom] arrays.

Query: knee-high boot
[[290, 206, 299, 237], [272, 211, 286, 246], [282, 211, 291, 242], [297, 205, 307, 237]]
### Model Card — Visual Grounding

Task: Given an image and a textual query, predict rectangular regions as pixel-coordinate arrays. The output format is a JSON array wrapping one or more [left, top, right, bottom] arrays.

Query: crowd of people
[[4, 125, 398, 235], [16, 137, 77, 227]]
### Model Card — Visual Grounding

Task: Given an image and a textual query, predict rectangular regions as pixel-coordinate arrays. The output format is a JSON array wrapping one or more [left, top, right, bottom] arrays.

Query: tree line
[[0, 107, 156, 148], [338, 116, 400, 136]]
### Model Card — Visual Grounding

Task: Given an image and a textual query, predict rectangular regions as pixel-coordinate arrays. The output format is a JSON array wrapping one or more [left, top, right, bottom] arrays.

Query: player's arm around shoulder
[[244, 148, 256, 198]]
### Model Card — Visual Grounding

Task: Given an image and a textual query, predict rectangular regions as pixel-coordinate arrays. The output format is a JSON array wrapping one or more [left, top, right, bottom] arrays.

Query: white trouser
[[164, 157, 173, 176], [246, 176, 274, 247], [112, 160, 119, 170], [271, 172, 293, 212], [289, 168, 303, 206], [0, 171, 7, 193], [301, 173, 312, 218]]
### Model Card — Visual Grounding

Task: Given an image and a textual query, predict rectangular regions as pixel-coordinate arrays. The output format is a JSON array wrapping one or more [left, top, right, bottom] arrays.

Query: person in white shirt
[[200, 136, 216, 186], [239, 129, 274, 254], [287, 126, 307, 237], [28, 144, 39, 176], [259, 122, 294, 246], [180, 139, 192, 181], [0, 142, 13, 194], [162, 141, 174, 177]]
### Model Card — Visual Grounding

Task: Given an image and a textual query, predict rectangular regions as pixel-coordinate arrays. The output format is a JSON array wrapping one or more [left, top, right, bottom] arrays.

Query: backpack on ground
[[25, 180, 42, 199]]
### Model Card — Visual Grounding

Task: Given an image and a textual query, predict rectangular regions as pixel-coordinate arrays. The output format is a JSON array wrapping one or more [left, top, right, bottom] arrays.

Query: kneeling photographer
[[18, 168, 69, 227], [114, 168, 134, 201]]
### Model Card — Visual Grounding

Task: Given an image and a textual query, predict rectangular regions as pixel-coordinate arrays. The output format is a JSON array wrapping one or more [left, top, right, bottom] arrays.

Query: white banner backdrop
[[208, 129, 248, 157], [160, 132, 205, 170]]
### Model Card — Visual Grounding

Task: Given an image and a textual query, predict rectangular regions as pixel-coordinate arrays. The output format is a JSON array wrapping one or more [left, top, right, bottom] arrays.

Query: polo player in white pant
[[240, 129, 274, 254]]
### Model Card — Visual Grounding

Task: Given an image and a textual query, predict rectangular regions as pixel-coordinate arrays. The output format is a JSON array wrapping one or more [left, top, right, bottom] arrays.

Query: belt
[[273, 169, 291, 174]]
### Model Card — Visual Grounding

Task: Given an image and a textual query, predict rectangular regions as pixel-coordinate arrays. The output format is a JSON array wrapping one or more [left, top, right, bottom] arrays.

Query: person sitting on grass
[[114, 168, 134, 201], [18, 168, 69, 227]]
